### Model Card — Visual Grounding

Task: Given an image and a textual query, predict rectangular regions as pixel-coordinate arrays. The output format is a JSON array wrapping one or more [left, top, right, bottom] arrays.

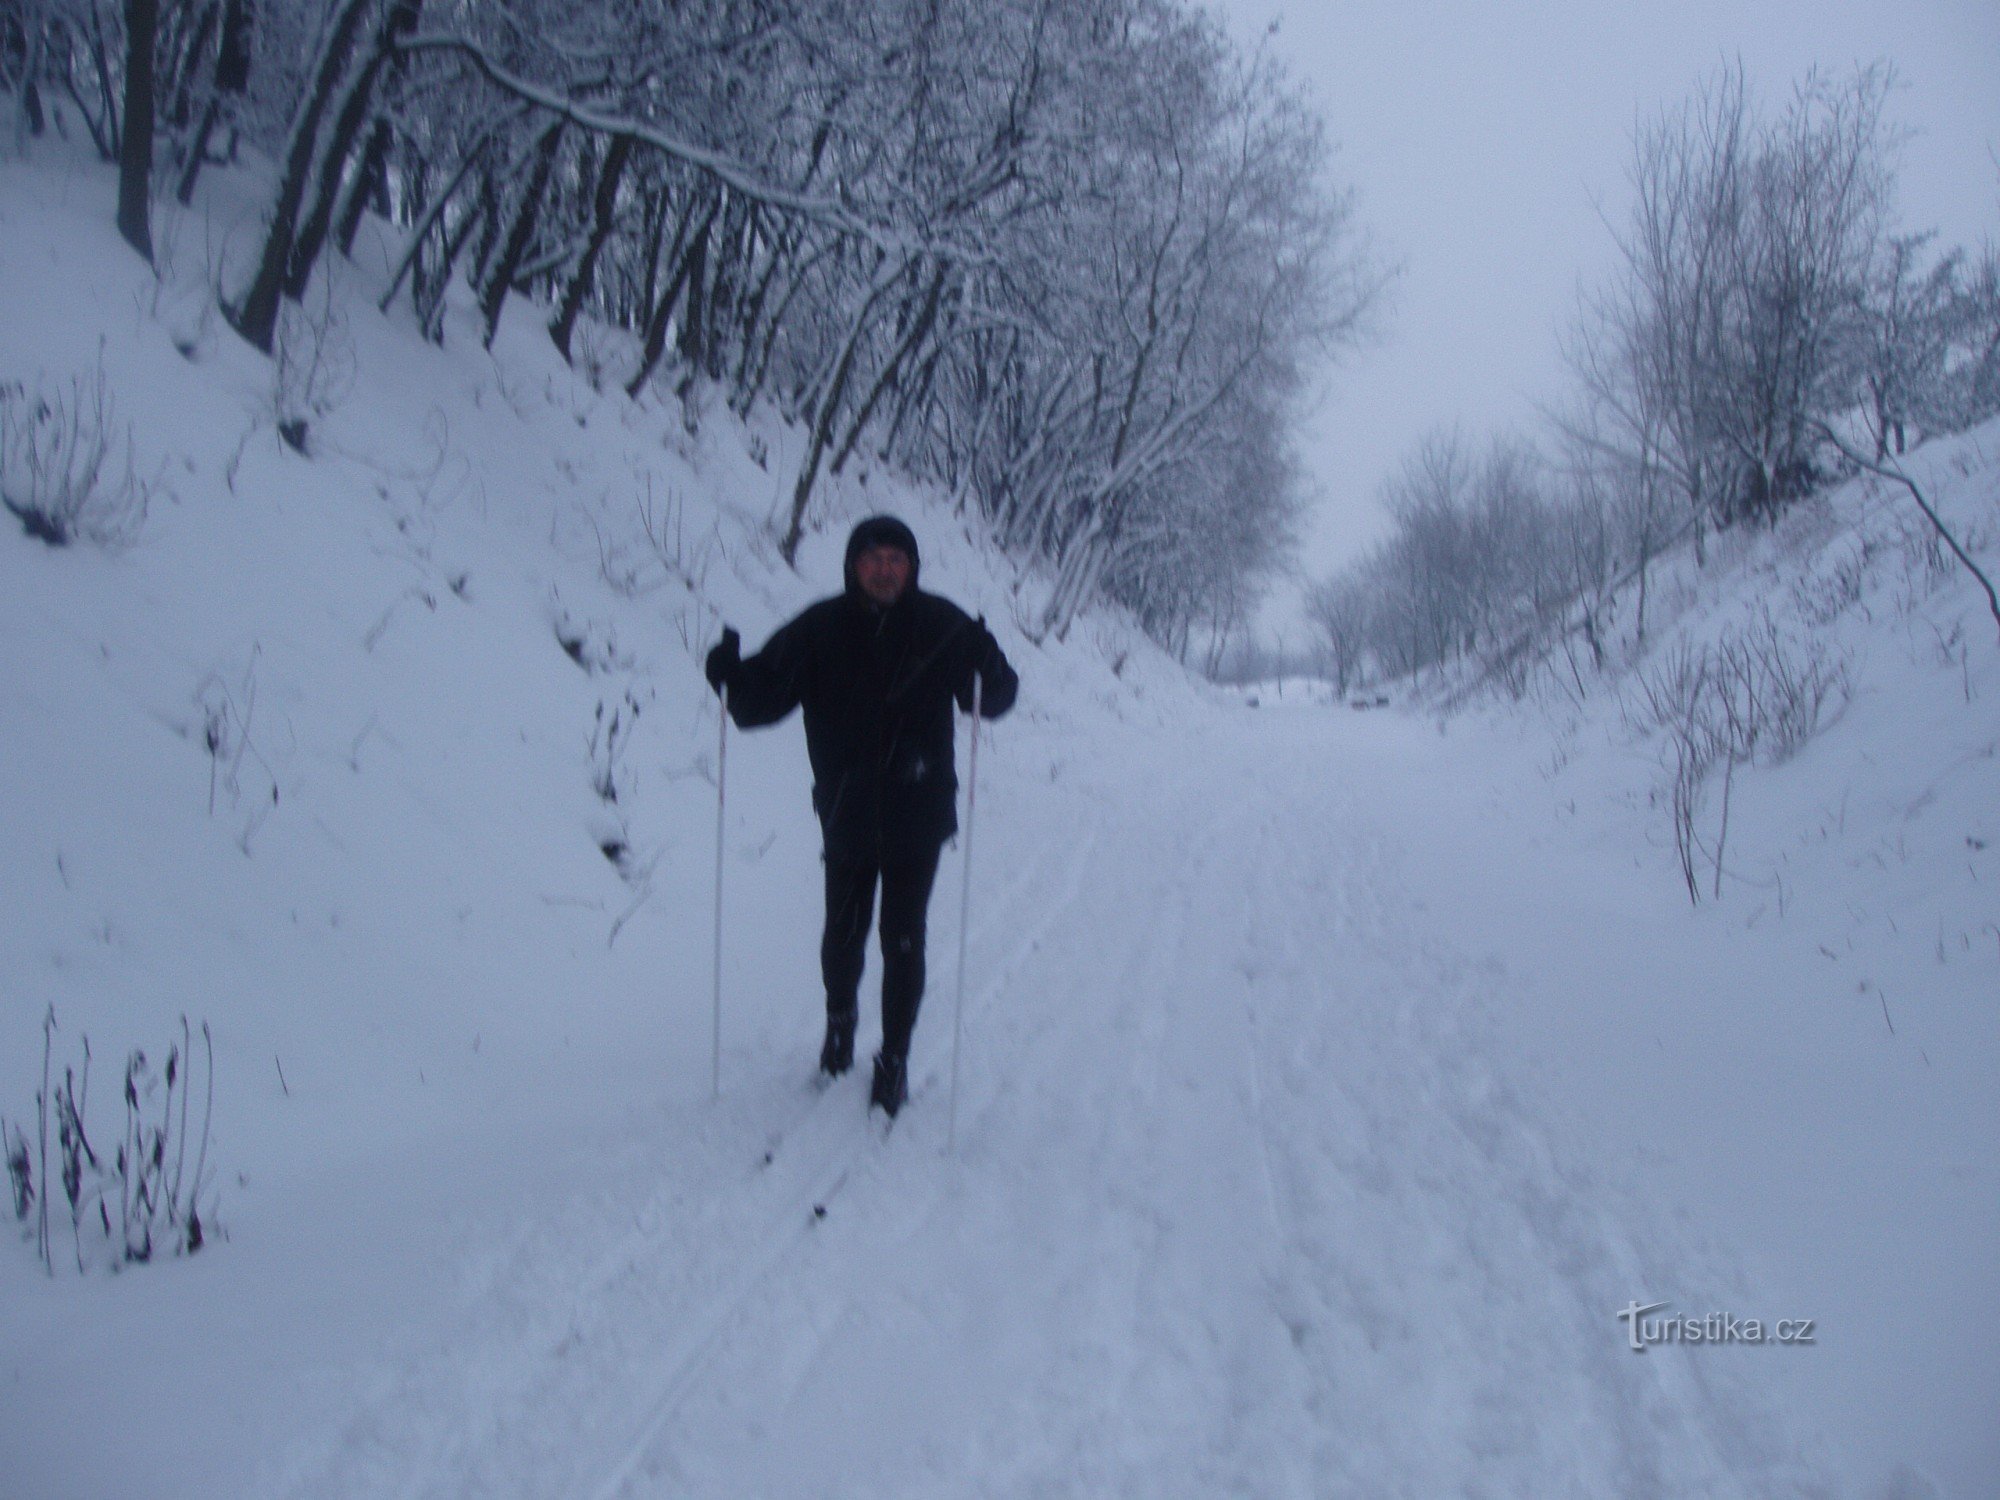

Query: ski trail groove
[[267, 712, 1836, 1498], [269, 795, 1111, 1499], [584, 1107, 870, 1500], [582, 800, 1114, 1499]]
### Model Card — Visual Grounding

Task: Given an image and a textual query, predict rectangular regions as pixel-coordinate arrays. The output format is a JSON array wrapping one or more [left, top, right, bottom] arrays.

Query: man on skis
[[704, 515, 1018, 1117]]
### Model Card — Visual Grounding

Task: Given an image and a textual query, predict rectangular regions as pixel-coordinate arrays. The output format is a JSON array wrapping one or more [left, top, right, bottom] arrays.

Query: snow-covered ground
[[4, 142, 1995, 1497]]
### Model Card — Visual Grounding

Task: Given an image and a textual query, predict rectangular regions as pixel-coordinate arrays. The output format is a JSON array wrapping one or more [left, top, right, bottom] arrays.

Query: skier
[[704, 515, 1018, 1117]]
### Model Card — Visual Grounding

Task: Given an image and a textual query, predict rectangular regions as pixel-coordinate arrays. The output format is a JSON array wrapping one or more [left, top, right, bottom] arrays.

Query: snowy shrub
[[194, 653, 282, 854], [589, 690, 641, 805], [1629, 608, 1852, 902], [1732, 614, 1853, 762], [552, 602, 628, 674], [1630, 640, 1721, 902], [570, 321, 614, 394], [1789, 539, 1874, 627], [5, 1124, 30, 1220], [8, 1010, 220, 1276], [1894, 512, 1956, 601], [636, 478, 717, 598], [0, 362, 153, 548]]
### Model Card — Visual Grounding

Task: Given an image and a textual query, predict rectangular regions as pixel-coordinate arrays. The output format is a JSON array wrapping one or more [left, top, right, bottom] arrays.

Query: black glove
[[704, 626, 741, 694], [973, 616, 1005, 676], [956, 616, 1005, 711]]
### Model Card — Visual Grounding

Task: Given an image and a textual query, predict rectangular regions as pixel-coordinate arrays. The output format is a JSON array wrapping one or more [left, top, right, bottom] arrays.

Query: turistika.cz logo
[[1616, 1301, 1816, 1352]]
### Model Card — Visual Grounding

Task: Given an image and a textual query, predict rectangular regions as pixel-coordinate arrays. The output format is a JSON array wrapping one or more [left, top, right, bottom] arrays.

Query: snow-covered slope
[[4, 143, 1994, 1498], [1399, 417, 2000, 1498]]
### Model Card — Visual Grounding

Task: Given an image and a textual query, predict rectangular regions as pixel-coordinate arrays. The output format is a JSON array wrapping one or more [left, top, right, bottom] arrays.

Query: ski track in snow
[[266, 713, 1830, 1499]]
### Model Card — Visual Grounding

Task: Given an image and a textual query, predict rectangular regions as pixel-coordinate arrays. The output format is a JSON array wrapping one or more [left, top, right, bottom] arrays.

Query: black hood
[[842, 515, 921, 597]]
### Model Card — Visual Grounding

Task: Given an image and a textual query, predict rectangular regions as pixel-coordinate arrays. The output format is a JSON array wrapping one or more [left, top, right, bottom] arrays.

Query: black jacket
[[718, 523, 1017, 865]]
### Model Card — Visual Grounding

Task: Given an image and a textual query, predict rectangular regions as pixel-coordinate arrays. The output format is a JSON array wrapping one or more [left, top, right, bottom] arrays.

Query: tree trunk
[[85, 2, 122, 159], [673, 206, 712, 378], [420, 192, 483, 342], [626, 188, 719, 397], [284, 0, 417, 300], [830, 261, 945, 476], [14, 10, 50, 147], [157, 0, 214, 132], [633, 178, 669, 334], [469, 166, 503, 291], [1042, 516, 1114, 641], [227, 0, 375, 353], [736, 233, 832, 417], [701, 194, 754, 380], [479, 119, 562, 349], [780, 257, 908, 564], [173, 0, 249, 203], [1633, 538, 1650, 649], [333, 114, 392, 257], [550, 131, 633, 363], [115, 0, 158, 263], [727, 215, 790, 407], [377, 117, 508, 314]]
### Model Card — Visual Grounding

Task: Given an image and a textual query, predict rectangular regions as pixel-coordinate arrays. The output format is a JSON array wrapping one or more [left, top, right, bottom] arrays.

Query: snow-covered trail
[[8, 142, 1985, 1499], [266, 706, 1827, 1499]]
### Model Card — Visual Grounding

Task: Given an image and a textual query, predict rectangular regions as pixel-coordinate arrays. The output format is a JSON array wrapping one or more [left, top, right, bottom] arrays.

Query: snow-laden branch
[[1813, 421, 2000, 645], [392, 32, 989, 266]]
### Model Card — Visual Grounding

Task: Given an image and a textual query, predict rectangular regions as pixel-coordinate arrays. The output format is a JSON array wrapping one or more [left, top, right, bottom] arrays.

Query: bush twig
[[9, 1012, 219, 1272], [1816, 422, 2000, 644], [0, 358, 154, 548]]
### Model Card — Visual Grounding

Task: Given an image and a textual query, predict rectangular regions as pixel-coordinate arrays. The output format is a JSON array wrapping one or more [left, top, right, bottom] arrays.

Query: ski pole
[[711, 683, 728, 1100], [947, 673, 981, 1154]]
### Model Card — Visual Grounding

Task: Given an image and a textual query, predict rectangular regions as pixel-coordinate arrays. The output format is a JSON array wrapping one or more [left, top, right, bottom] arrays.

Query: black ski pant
[[821, 843, 943, 1062]]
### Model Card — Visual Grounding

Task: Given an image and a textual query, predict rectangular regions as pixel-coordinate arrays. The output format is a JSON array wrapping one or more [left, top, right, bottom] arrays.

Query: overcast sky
[[1206, 0, 2000, 628]]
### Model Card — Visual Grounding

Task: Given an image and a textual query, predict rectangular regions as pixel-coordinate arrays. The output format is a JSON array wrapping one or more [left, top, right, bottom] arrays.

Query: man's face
[[855, 544, 913, 607]]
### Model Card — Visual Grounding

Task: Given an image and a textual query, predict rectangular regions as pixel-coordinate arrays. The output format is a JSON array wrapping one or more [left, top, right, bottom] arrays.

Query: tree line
[[3, 0, 1381, 644], [1309, 63, 1999, 696]]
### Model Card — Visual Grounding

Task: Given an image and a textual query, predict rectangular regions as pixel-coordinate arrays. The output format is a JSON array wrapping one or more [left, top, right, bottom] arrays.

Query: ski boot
[[869, 1051, 908, 1118], [819, 1006, 857, 1078]]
